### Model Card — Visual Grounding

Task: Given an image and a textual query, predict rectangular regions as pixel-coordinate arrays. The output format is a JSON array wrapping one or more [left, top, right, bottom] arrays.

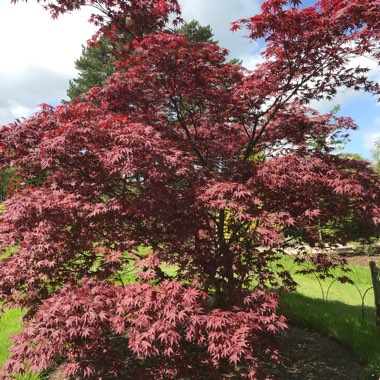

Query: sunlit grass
[[0, 246, 18, 260], [0, 308, 24, 368], [278, 255, 380, 375], [277, 254, 374, 306]]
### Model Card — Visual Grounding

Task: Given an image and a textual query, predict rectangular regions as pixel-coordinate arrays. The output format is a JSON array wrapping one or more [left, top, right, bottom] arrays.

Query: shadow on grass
[[280, 292, 380, 376]]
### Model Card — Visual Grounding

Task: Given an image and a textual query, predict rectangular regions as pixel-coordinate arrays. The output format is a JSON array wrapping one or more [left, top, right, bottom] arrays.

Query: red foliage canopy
[[1, 0, 379, 378]]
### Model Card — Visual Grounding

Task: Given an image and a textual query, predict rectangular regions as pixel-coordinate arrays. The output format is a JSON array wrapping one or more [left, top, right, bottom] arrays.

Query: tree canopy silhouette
[[0, 0, 379, 378]]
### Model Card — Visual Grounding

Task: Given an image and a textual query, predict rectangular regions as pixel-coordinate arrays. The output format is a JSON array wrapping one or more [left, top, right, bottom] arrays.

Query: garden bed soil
[[271, 325, 371, 380]]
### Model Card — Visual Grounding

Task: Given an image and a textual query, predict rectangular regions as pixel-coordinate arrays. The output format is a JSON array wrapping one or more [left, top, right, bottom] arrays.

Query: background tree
[[176, 19, 215, 43], [338, 153, 365, 161], [0, 168, 16, 201], [66, 35, 114, 101], [0, 1, 379, 379], [66, 20, 216, 101], [372, 138, 380, 174]]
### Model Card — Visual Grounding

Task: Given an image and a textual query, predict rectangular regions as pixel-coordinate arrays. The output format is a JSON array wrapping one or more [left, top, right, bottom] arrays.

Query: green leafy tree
[[338, 153, 365, 160], [66, 35, 114, 101], [372, 138, 380, 174], [175, 19, 215, 43], [0, 168, 16, 201]]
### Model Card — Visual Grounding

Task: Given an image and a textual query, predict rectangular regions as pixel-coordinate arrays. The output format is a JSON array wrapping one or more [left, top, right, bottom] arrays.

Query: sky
[[0, 0, 379, 160]]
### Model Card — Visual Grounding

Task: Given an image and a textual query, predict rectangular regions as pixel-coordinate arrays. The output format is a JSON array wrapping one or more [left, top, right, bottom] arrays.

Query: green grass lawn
[[0, 309, 40, 379], [274, 254, 375, 303], [278, 255, 380, 375], [1, 254, 379, 377], [0, 308, 23, 368], [281, 292, 380, 375]]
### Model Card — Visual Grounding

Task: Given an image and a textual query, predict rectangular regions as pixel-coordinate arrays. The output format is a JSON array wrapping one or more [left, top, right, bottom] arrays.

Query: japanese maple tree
[[1, 0, 379, 379]]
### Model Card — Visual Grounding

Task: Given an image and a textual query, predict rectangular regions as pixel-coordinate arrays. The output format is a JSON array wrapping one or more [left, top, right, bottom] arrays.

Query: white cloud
[[311, 55, 380, 113], [0, 104, 37, 126], [8, 103, 36, 120], [0, 2, 95, 75], [0, 1, 95, 126], [243, 51, 265, 70], [364, 131, 380, 151], [350, 55, 380, 82], [180, 0, 261, 65], [311, 88, 363, 114], [363, 118, 380, 152], [0, 65, 71, 125]]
